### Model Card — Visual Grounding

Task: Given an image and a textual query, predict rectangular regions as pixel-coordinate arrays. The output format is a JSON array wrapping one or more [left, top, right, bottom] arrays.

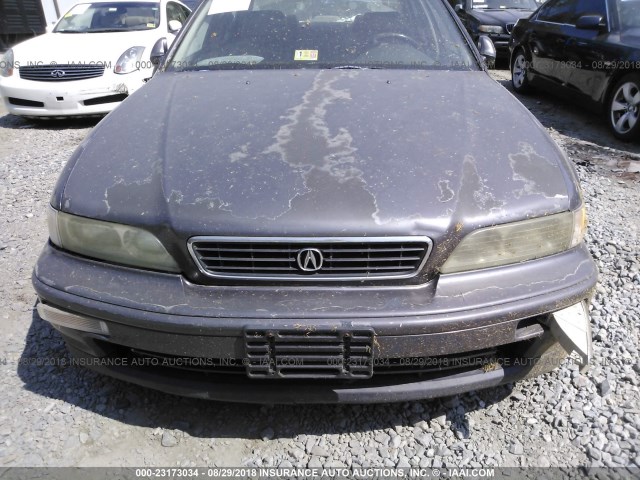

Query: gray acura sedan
[[33, 0, 597, 403]]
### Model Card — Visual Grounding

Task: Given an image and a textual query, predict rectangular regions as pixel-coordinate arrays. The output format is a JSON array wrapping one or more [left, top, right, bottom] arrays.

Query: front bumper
[[32, 242, 598, 403], [0, 69, 149, 116]]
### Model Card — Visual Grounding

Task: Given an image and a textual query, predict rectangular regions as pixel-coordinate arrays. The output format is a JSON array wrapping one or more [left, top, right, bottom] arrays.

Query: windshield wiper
[[89, 28, 126, 33], [331, 65, 384, 70], [55, 29, 85, 33]]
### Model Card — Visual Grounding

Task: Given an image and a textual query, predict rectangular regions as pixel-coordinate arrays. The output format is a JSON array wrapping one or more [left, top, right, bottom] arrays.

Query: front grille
[[188, 236, 432, 280], [505, 23, 515, 33], [244, 329, 374, 379], [19, 64, 106, 82]]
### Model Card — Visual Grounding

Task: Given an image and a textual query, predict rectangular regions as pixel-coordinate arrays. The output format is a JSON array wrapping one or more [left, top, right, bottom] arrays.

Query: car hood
[[12, 30, 160, 64], [468, 9, 534, 26], [54, 69, 579, 240]]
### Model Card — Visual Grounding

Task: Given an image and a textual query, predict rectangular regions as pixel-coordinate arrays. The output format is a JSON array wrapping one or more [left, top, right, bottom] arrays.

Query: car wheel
[[511, 50, 531, 94], [608, 74, 640, 141]]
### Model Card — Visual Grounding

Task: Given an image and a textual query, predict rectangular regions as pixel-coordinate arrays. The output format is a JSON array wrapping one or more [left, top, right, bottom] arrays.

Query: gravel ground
[[0, 71, 639, 469]]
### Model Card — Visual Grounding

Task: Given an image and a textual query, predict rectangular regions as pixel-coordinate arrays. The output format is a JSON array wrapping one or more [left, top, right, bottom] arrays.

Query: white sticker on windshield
[[64, 3, 90, 17], [208, 0, 251, 15]]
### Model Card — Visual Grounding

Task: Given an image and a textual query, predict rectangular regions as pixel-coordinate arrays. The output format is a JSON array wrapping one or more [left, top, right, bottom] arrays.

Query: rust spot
[[483, 360, 500, 372], [372, 335, 381, 354]]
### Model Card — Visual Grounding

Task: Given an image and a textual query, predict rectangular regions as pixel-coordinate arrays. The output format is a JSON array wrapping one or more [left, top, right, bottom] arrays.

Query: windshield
[[471, 0, 537, 9], [617, 0, 640, 29], [54, 2, 161, 33], [167, 0, 477, 71]]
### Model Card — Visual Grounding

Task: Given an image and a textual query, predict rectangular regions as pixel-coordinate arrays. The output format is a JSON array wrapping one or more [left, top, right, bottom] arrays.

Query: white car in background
[[0, 0, 190, 117]]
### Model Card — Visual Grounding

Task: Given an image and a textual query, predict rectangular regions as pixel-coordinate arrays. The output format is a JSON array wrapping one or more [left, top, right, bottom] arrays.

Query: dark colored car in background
[[180, 0, 203, 10], [450, 0, 538, 61], [510, 0, 640, 140], [33, 0, 596, 404], [0, 0, 46, 50]]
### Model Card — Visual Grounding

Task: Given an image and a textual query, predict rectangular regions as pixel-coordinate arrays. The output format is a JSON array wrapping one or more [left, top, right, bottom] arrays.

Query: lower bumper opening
[[91, 337, 540, 385], [83, 93, 127, 106], [8, 97, 45, 107]]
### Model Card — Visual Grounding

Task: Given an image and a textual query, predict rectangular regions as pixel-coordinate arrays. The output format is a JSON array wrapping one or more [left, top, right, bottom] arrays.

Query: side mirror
[[477, 35, 496, 69], [168, 19, 183, 33], [455, 4, 464, 12], [575, 14, 603, 30], [150, 37, 168, 68]]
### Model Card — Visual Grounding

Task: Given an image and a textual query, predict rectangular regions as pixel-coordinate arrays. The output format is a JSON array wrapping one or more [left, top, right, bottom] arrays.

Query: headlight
[[48, 207, 180, 272], [478, 25, 505, 34], [114, 46, 145, 74], [0, 49, 14, 77], [440, 206, 587, 274]]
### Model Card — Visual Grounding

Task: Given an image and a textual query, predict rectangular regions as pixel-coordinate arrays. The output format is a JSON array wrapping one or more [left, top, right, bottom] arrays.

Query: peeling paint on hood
[[54, 69, 579, 240]]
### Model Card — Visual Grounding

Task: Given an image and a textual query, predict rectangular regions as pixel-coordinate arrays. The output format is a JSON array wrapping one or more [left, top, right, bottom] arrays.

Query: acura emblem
[[51, 70, 66, 78], [296, 248, 323, 272]]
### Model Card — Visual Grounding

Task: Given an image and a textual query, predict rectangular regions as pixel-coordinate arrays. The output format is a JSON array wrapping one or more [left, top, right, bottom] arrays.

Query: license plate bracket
[[243, 328, 374, 379]]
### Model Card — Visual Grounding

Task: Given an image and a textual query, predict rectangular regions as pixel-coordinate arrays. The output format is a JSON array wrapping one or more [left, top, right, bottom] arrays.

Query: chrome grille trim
[[187, 236, 433, 281], [19, 64, 106, 82]]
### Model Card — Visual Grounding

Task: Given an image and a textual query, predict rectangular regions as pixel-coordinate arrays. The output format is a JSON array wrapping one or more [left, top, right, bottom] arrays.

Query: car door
[[562, 0, 619, 109], [528, 0, 578, 86]]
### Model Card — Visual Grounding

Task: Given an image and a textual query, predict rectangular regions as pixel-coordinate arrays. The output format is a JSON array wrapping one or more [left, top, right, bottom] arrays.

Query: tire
[[511, 49, 531, 94], [608, 73, 640, 141]]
